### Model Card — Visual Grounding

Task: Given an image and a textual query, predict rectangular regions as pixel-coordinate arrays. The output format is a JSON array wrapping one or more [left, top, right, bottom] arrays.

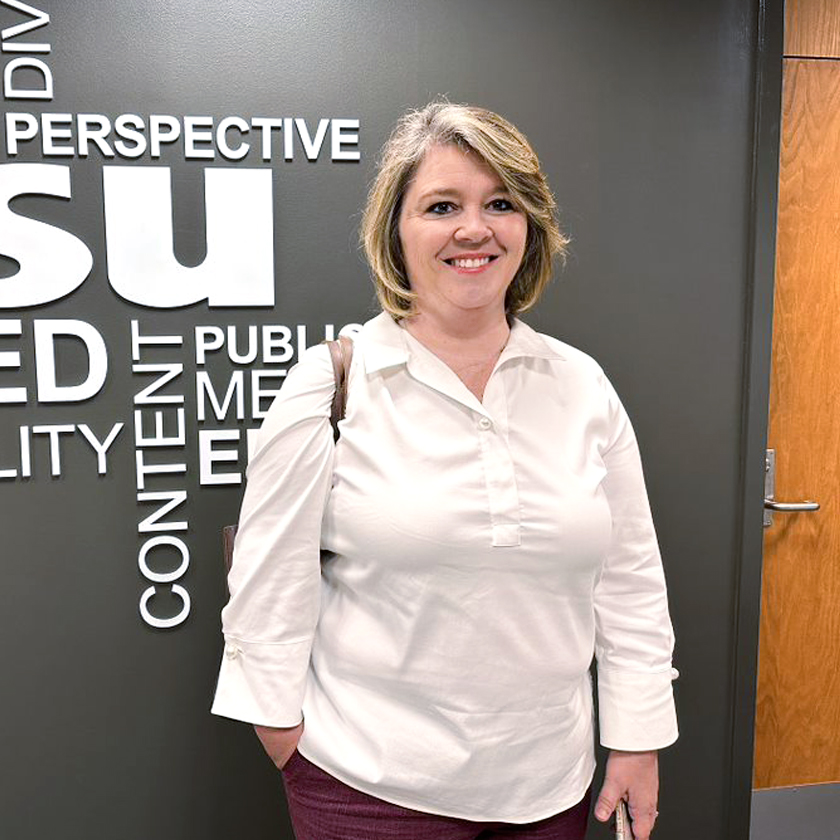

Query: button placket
[[474, 395, 520, 547]]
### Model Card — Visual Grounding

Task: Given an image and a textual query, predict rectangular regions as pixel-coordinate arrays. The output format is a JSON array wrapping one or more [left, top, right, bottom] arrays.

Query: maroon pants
[[281, 751, 590, 840]]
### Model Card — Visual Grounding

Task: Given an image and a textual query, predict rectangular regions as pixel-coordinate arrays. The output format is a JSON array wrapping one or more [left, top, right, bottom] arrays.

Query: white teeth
[[452, 257, 491, 268]]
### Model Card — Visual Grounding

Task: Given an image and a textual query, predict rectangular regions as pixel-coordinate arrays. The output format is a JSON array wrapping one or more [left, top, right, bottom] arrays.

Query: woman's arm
[[593, 373, 678, 747], [254, 721, 305, 770], [592, 373, 677, 834], [211, 345, 337, 728]]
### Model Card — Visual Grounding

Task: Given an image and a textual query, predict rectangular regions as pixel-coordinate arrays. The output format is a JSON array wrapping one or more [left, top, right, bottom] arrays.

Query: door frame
[[729, 0, 784, 835]]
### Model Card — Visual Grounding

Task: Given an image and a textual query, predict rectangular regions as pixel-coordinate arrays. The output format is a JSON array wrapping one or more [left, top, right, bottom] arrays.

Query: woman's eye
[[427, 201, 455, 215], [489, 198, 515, 212]]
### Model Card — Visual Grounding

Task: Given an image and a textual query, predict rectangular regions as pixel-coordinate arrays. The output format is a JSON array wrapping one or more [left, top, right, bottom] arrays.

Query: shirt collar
[[500, 318, 567, 363], [359, 312, 565, 375]]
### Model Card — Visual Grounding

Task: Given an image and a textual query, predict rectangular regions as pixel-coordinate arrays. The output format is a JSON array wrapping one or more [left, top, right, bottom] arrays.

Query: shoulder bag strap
[[325, 335, 354, 442]]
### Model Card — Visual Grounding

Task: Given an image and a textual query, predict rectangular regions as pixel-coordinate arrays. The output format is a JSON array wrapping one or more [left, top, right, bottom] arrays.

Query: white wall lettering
[[103, 166, 274, 307], [198, 429, 241, 485], [3, 56, 51, 99], [1, 0, 49, 42], [0, 164, 93, 307], [139, 584, 190, 629], [0, 318, 25, 403], [33, 319, 107, 402], [77, 421, 124, 474]]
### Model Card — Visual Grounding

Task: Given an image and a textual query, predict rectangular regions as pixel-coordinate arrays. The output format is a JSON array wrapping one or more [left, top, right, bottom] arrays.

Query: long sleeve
[[593, 374, 678, 751], [211, 344, 336, 726]]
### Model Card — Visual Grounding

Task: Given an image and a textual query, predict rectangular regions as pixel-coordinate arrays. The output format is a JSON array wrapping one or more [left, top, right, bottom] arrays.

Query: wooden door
[[753, 0, 840, 789]]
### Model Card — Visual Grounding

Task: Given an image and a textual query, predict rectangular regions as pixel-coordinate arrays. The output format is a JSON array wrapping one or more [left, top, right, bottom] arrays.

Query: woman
[[212, 102, 678, 840]]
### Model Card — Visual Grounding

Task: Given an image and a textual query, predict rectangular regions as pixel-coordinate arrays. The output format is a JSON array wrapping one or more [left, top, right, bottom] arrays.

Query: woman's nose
[[454, 208, 491, 242]]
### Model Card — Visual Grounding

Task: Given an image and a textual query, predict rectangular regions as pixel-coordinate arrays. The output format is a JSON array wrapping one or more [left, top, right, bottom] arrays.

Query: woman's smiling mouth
[[443, 255, 498, 270]]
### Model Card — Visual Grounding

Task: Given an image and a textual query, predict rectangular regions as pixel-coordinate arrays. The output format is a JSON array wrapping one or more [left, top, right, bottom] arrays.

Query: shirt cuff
[[597, 667, 679, 751], [210, 636, 311, 727]]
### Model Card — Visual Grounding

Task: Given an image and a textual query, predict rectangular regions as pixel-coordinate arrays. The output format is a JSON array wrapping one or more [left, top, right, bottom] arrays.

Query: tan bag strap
[[325, 335, 354, 441], [222, 335, 354, 574], [222, 524, 237, 575]]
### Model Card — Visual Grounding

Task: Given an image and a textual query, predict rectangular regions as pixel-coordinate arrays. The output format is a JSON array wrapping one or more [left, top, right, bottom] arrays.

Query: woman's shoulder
[[545, 334, 601, 370], [515, 320, 607, 380], [523, 328, 635, 439], [287, 342, 336, 384], [257, 343, 337, 433], [516, 323, 627, 417]]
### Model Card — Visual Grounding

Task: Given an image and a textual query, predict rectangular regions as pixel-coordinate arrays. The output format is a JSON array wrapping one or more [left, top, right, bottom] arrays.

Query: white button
[[670, 667, 680, 680], [478, 417, 492, 430], [225, 644, 240, 660]]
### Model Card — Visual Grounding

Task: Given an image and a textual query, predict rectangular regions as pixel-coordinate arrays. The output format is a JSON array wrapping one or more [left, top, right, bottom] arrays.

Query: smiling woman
[[362, 102, 567, 322], [399, 147, 527, 334], [212, 101, 678, 840]]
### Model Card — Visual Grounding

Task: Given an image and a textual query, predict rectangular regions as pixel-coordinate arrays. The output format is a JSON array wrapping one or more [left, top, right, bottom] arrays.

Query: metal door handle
[[763, 500, 820, 512], [763, 449, 821, 527]]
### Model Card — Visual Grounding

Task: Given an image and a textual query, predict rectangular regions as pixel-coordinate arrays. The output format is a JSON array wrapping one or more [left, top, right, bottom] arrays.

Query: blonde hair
[[360, 101, 568, 319]]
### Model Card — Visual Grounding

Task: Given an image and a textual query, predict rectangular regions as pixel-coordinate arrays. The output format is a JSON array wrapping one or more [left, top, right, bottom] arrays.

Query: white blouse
[[212, 311, 678, 823]]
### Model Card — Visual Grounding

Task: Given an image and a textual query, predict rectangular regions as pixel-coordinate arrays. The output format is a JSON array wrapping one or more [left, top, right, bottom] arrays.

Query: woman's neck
[[403, 310, 511, 402], [404, 307, 510, 353]]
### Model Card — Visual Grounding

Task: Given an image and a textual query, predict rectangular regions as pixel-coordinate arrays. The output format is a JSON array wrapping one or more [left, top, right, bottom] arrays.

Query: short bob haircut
[[361, 101, 568, 319]]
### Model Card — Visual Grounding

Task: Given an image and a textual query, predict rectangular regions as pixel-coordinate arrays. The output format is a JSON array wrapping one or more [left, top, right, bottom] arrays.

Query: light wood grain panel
[[785, 0, 840, 58], [754, 59, 840, 788]]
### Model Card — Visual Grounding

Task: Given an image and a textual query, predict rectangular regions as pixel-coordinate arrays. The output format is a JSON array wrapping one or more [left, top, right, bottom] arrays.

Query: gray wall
[[0, 1, 780, 838]]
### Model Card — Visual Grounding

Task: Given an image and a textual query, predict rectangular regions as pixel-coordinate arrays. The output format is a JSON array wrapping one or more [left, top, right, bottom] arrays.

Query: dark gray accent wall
[[0, 2, 781, 838]]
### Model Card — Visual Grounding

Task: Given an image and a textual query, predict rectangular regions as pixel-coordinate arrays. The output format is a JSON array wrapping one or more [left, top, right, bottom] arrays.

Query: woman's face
[[398, 144, 528, 323]]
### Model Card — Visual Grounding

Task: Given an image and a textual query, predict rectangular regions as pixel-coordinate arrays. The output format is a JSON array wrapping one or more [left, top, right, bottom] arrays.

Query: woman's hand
[[594, 749, 659, 840], [253, 721, 304, 770]]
